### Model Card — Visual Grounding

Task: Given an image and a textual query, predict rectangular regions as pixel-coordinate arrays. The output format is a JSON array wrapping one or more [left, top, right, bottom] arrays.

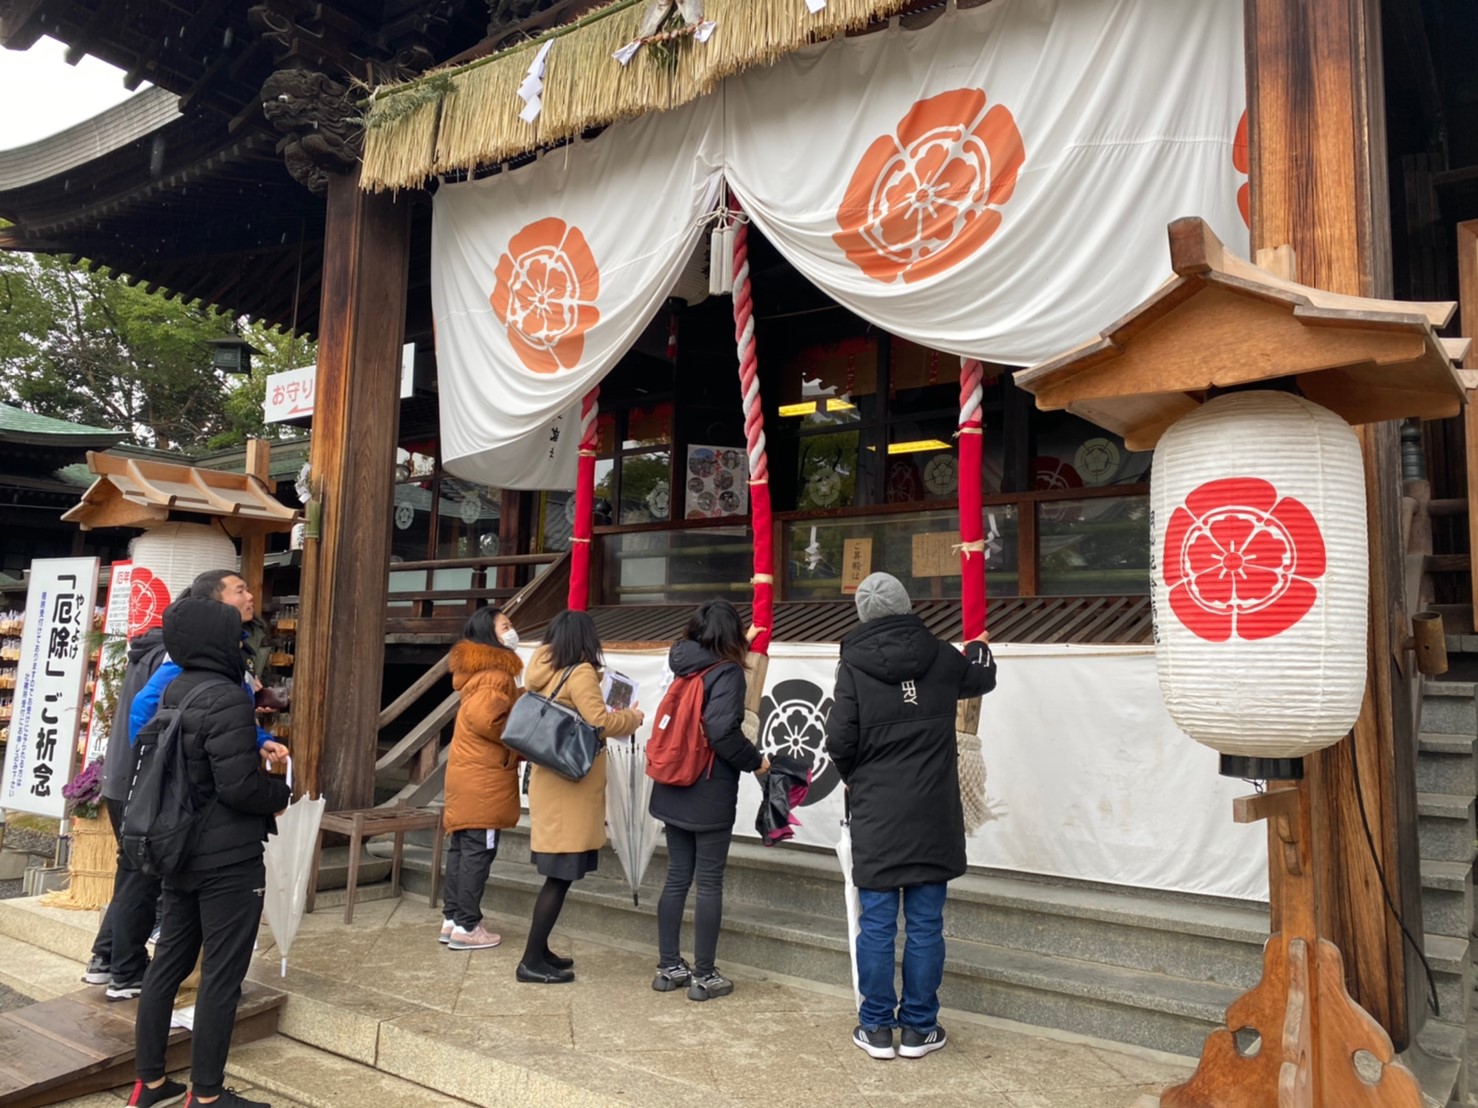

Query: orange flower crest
[[834, 88, 1025, 284], [1232, 110, 1249, 229], [490, 217, 601, 374]]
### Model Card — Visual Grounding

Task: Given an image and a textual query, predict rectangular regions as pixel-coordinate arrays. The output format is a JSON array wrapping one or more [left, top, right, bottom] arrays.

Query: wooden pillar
[[294, 168, 412, 808], [239, 439, 271, 602], [1457, 220, 1478, 627], [1247, 0, 1423, 1045]]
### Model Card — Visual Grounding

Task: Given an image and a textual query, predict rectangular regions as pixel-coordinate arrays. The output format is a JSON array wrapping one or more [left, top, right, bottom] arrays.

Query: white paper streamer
[[518, 39, 554, 123]]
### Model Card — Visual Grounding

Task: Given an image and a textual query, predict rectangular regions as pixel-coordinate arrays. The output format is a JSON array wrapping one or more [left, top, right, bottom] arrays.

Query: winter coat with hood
[[101, 626, 168, 802], [442, 640, 524, 834], [648, 641, 763, 833], [523, 646, 642, 854], [160, 597, 291, 873], [824, 612, 996, 889]]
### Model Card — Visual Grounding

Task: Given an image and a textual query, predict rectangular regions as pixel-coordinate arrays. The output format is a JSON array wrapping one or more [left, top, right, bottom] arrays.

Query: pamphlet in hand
[[601, 670, 639, 711]]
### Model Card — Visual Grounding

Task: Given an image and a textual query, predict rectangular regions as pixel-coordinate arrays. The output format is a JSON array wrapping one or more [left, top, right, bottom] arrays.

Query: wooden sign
[[912, 531, 960, 578], [841, 538, 873, 594]]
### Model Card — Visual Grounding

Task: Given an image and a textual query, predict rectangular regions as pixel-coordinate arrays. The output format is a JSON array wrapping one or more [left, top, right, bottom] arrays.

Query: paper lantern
[[127, 522, 239, 638], [1150, 391, 1368, 759]]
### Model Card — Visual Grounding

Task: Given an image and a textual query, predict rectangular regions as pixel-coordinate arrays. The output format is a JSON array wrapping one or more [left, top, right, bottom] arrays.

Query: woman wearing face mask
[[439, 606, 524, 950]]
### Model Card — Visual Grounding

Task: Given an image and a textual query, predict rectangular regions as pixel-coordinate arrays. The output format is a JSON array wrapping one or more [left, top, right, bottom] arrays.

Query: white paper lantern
[[1150, 392, 1368, 758], [127, 522, 240, 638]]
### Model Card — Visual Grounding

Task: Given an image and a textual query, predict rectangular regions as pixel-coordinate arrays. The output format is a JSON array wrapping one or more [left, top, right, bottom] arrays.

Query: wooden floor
[[0, 983, 283, 1108]]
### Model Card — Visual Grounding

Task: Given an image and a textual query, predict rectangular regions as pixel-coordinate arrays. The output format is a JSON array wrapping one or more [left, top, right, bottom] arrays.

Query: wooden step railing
[[376, 550, 571, 807]]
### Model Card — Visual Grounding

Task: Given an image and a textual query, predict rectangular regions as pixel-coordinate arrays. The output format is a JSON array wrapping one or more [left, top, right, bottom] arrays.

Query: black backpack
[[121, 676, 234, 878]]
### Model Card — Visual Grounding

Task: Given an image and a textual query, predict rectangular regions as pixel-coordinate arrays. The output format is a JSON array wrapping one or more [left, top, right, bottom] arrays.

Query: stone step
[[226, 1035, 481, 1108], [400, 851, 1239, 1058], [1406, 1019, 1469, 1108], [1421, 859, 1475, 940], [313, 846, 391, 891], [1422, 932, 1473, 1029], [0, 896, 102, 963], [1421, 682, 1478, 736], [1418, 792, 1478, 865], [1417, 734, 1478, 796]]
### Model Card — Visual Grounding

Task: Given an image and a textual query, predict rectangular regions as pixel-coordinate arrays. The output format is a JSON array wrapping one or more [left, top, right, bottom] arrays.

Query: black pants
[[657, 826, 733, 975], [135, 857, 264, 1097], [442, 829, 499, 931], [90, 799, 161, 983]]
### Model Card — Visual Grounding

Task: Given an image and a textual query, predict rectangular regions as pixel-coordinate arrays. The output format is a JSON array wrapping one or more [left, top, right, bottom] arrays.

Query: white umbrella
[[605, 737, 663, 905], [835, 816, 862, 1012], [262, 758, 326, 976]]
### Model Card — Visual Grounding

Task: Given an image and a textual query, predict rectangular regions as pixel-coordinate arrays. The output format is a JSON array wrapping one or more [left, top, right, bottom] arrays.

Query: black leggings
[[521, 877, 572, 969], [657, 826, 733, 975]]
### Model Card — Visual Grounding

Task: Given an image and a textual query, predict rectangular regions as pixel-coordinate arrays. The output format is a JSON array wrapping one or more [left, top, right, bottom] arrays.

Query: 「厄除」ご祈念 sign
[[1, 558, 100, 819]]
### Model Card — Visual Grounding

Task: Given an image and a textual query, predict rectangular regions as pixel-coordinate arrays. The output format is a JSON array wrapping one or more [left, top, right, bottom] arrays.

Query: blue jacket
[[130, 658, 272, 750]]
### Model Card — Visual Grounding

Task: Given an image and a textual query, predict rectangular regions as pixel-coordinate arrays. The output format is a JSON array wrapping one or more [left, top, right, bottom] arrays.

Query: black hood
[[838, 613, 940, 683], [163, 596, 246, 682], [669, 639, 724, 677], [127, 626, 166, 665]]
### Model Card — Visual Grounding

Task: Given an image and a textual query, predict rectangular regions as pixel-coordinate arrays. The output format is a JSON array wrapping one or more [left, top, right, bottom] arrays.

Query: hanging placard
[[841, 538, 873, 594], [1, 557, 101, 818], [911, 531, 959, 578], [685, 445, 748, 519]]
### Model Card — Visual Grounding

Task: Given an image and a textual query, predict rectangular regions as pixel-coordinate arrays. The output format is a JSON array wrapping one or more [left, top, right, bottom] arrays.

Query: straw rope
[[362, 0, 916, 190], [41, 808, 116, 911]]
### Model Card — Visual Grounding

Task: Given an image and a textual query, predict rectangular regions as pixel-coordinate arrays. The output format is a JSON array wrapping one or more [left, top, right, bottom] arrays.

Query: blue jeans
[[855, 882, 948, 1033]]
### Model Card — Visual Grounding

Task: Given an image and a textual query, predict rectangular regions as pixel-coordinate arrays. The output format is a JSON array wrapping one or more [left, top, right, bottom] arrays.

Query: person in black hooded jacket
[[648, 600, 769, 1002], [129, 596, 291, 1108], [825, 572, 996, 1063]]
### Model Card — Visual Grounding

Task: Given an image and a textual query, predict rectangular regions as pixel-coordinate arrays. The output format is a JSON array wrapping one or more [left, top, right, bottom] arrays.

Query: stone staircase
[[1413, 677, 1478, 1106], [396, 821, 1266, 1060]]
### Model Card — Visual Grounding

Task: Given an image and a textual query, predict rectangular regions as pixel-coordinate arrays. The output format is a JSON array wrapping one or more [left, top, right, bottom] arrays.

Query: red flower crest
[[127, 567, 172, 638], [490, 217, 601, 374], [1162, 477, 1326, 643], [834, 88, 1025, 284], [1232, 110, 1249, 229]]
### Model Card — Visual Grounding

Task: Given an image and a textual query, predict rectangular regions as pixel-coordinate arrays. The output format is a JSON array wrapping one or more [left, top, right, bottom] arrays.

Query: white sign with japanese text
[[85, 562, 132, 762], [263, 345, 416, 423], [1, 558, 101, 819], [103, 561, 132, 635]]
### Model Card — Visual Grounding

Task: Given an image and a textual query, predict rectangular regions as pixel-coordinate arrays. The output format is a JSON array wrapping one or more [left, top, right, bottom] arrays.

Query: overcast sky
[[0, 36, 143, 149]]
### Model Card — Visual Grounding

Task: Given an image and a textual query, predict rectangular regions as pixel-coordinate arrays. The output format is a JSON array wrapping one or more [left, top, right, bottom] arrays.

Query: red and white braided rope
[[959, 358, 984, 429], [732, 218, 768, 483]]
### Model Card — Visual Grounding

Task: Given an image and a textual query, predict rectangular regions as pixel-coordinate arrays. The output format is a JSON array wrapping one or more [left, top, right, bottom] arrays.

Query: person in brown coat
[[518, 610, 642, 983], [439, 607, 524, 952]]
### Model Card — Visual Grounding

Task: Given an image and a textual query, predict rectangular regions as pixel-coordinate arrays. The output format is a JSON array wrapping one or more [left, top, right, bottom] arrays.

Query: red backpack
[[645, 665, 724, 786]]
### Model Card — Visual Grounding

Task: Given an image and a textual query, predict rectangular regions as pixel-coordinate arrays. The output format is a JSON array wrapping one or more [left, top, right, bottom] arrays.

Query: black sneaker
[[685, 969, 733, 1001], [184, 1089, 270, 1107], [898, 1023, 947, 1058], [126, 1078, 186, 1107], [853, 1024, 896, 1060], [81, 956, 111, 985], [106, 979, 144, 1001], [651, 960, 691, 992]]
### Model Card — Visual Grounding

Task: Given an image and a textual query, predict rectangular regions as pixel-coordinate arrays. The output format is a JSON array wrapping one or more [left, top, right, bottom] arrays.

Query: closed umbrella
[[262, 758, 326, 976], [835, 813, 862, 1012], [605, 737, 662, 906]]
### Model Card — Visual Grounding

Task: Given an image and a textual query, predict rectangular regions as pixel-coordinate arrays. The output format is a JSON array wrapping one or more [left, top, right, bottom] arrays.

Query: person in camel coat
[[439, 606, 524, 952], [518, 610, 643, 983]]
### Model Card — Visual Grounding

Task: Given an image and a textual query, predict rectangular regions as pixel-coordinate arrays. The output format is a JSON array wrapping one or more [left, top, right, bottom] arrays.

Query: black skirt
[[531, 848, 599, 881]]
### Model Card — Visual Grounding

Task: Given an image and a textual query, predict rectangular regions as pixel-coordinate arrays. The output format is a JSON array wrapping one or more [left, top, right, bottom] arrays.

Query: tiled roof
[[0, 403, 123, 445]]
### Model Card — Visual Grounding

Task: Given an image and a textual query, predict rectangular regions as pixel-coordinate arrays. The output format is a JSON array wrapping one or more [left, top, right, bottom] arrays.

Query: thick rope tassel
[[731, 203, 774, 742], [567, 387, 600, 612]]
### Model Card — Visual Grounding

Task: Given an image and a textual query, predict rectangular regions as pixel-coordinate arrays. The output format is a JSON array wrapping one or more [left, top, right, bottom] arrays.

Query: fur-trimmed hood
[[449, 640, 524, 690]]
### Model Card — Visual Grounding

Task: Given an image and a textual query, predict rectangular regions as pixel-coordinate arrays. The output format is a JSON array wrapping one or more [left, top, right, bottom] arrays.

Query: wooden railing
[[375, 550, 571, 807]]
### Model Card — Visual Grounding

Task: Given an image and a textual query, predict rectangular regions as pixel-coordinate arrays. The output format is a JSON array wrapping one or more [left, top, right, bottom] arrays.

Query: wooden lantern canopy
[[1018, 218, 1468, 1108], [1151, 391, 1368, 761]]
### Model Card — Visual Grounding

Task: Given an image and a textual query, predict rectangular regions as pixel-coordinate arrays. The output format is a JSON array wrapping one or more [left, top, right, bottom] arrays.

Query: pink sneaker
[[439, 920, 454, 945], [448, 924, 502, 951]]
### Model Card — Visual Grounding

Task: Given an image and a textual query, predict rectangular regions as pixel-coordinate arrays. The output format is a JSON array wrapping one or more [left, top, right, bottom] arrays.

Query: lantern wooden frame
[[1018, 219, 1469, 1108]]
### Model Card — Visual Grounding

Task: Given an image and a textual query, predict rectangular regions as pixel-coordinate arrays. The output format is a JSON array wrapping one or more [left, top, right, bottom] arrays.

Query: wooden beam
[[1247, 0, 1422, 1048], [1458, 220, 1478, 630], [293, 168, 411, 809], [239, 440, 271, 603]]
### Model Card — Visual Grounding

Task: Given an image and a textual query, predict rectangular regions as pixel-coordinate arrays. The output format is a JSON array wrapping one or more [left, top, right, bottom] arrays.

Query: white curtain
[[723, 0, 1247, 366], [432, 98, 722, 489]]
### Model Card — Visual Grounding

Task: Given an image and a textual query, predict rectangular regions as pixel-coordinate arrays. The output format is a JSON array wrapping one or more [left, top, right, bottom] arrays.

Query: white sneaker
[[439, 920, 454, 945], [447, 924, 502, 951]]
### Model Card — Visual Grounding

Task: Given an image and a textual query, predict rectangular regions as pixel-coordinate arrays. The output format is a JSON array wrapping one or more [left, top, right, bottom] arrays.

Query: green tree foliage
[[0, 247, 314, 454]]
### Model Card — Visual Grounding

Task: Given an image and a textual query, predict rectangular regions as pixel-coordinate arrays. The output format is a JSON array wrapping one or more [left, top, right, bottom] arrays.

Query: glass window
[[538, 491, 574, 553], [436, 477, 502, 558], [777, 336, 877, 424], [1034, 410, 1151, 491], [600, 526, 753, 605], [390, 480, 432, 561], [1037, 495, 1152, 595], [784, 508, 1020, 601], [796, 429, 866, 511], [618, 451, 673, 524], [623, 402, 674, 449]]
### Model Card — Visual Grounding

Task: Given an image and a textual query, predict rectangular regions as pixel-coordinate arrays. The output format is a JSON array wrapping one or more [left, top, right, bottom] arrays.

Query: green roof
[[0, 403, 124, 445]]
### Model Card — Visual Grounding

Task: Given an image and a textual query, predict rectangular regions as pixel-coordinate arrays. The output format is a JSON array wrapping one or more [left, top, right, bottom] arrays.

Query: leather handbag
[[501, 666, 601, 781]]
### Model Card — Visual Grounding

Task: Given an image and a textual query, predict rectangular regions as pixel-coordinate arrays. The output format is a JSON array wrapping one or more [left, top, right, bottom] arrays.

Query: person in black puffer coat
[[825, 572, 996, 1064], [648, 600, 769, 1002], [130, 596, 290, 1108]]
